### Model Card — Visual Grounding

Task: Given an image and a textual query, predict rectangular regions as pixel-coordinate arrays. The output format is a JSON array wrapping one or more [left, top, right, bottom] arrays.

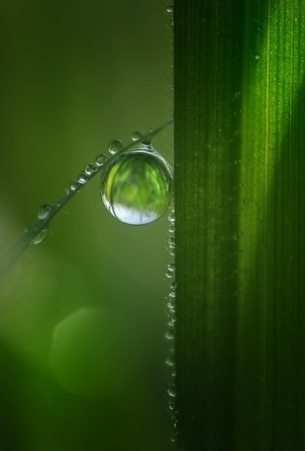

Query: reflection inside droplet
[[100, 147, 173, 225]]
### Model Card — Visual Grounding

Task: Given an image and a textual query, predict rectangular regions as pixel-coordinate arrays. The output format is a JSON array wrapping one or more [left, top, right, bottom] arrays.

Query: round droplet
[[171, 369, 177, 377], [169, 225, 175, 234], [131, 131, 143, 141], [96, 154, 108, 166], [170, 435, 177, 443], [70, 181, 79, 192], [168, 387, 176, 398], [166, 357, 175, 367], [32, 226, 48, 245], [85, 163, 98, 175], [169, 290, 176, 300], [168, 237, 175, 249], [166, 5, 173, 13], [37, 203, 53, 220], [100, 149, 173, 225], [108, 140, 123, 155], [168, 211, 175, 224], [167, 263, 175, 273], [165, 330, 175, 340], [77, 172, 88, 184], [166, 270, 174, 279], [169, 401, 175, 411], [168, 319, 176, 328]]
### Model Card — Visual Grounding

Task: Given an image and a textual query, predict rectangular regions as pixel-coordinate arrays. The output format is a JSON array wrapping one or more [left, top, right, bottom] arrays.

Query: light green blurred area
[[0, 1, 173, 449]]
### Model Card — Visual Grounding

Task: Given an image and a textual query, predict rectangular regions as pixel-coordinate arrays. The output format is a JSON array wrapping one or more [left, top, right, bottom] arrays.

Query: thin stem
[[0, 121, 173, 279]]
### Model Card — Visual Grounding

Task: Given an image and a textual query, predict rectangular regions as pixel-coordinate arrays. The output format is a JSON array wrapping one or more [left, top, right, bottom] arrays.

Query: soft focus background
[[0, 1, 173, 449]]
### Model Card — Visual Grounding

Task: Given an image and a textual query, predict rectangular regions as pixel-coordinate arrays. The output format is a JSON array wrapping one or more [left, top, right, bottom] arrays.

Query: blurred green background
[[0, 1, 173, 449]]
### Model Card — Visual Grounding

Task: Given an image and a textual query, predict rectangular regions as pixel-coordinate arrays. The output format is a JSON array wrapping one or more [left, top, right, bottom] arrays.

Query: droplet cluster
[[30, 127, 173, 248], [165, 201, 177, 445]]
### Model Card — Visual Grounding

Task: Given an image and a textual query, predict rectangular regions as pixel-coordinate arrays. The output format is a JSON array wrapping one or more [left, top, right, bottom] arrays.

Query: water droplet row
[[165, 201, 177, 442]]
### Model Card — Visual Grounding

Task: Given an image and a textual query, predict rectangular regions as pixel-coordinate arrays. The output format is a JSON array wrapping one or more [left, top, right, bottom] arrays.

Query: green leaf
[[174, 0, 305, 449]]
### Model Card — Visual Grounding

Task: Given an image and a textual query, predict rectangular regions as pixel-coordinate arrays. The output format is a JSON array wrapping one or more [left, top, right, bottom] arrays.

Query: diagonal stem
[[0, 121, 173, 279]]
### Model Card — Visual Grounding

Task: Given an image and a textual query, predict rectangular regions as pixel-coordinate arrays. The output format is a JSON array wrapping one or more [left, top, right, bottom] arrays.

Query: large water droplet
[[108, 140, 123, 155], [37, 203, 53, 220], [100, 149, 173, 225], [32, 226, 48, 245], [167, 5, 174, 13]]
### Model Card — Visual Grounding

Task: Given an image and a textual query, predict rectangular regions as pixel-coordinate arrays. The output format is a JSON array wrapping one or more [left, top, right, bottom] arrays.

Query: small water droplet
[[168, 211, 175, 224], [108, 139, 123, 155], [169, 289, 176, 299], [166, 270, 174, 279], [77, 172, 88, 184], [255, 54, 260, 60], [167, 5, 173, 13], [167, 263, 175, 272], [168, 237, 175, 249], [169, 401, 175, 411], [96, 154, 108, 166], [32, 226, 48, 245], [85, 163, 98, 175], [166, 357, 175, 367], [70, 181, 79, 191], [37, 203, 52, 220], [168, 387, 176, 398], [169, 225, 175, 234], [168, 318, 176, 328], [100, 149, 173, 225], [170, 435, 176, 443], [131, 131, 143, 141], [165, 330, 175, 340], [171, 369, 177, 377]]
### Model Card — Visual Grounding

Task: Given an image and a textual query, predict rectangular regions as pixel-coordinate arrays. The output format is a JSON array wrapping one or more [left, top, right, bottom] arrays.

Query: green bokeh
[[0, 1, 173, 449]]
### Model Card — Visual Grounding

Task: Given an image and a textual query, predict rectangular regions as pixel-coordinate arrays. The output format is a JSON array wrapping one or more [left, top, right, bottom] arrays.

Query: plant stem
[[0, 121, 173, 279]]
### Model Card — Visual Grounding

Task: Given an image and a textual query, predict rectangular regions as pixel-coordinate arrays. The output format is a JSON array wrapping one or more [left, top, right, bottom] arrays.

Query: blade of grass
[[174, 0, 305, 449]]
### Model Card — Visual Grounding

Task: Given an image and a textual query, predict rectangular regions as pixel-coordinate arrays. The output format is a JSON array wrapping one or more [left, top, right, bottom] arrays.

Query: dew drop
[[168, 211, 175, 224], [167, 263, 175, 273], [166, 270, 174, 279], [165, 330, 175, 340], [85, 163, 98, 175], [100, 149, 173, 225], [169, 225, 175, 234], [108, 139, 123, 155], [171, 369, 177, 377], [168, 318, 176, 328], [96, 154, 108, 166], [70, 181, 79, 192], [168, 237, 175, 249], [131, 131, 143, 141], [169, 401, 175, 411], [37, 203, 53, 220], [32, 226, 48, 245], [169, 290, 176, 300], [166, 357, 175, 367], [168, 387, 176, 398], [255, 54, 260, 60], [77, 172, 88, 184], [167, 5, 173, 13], [170, 435, 177, 443]]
